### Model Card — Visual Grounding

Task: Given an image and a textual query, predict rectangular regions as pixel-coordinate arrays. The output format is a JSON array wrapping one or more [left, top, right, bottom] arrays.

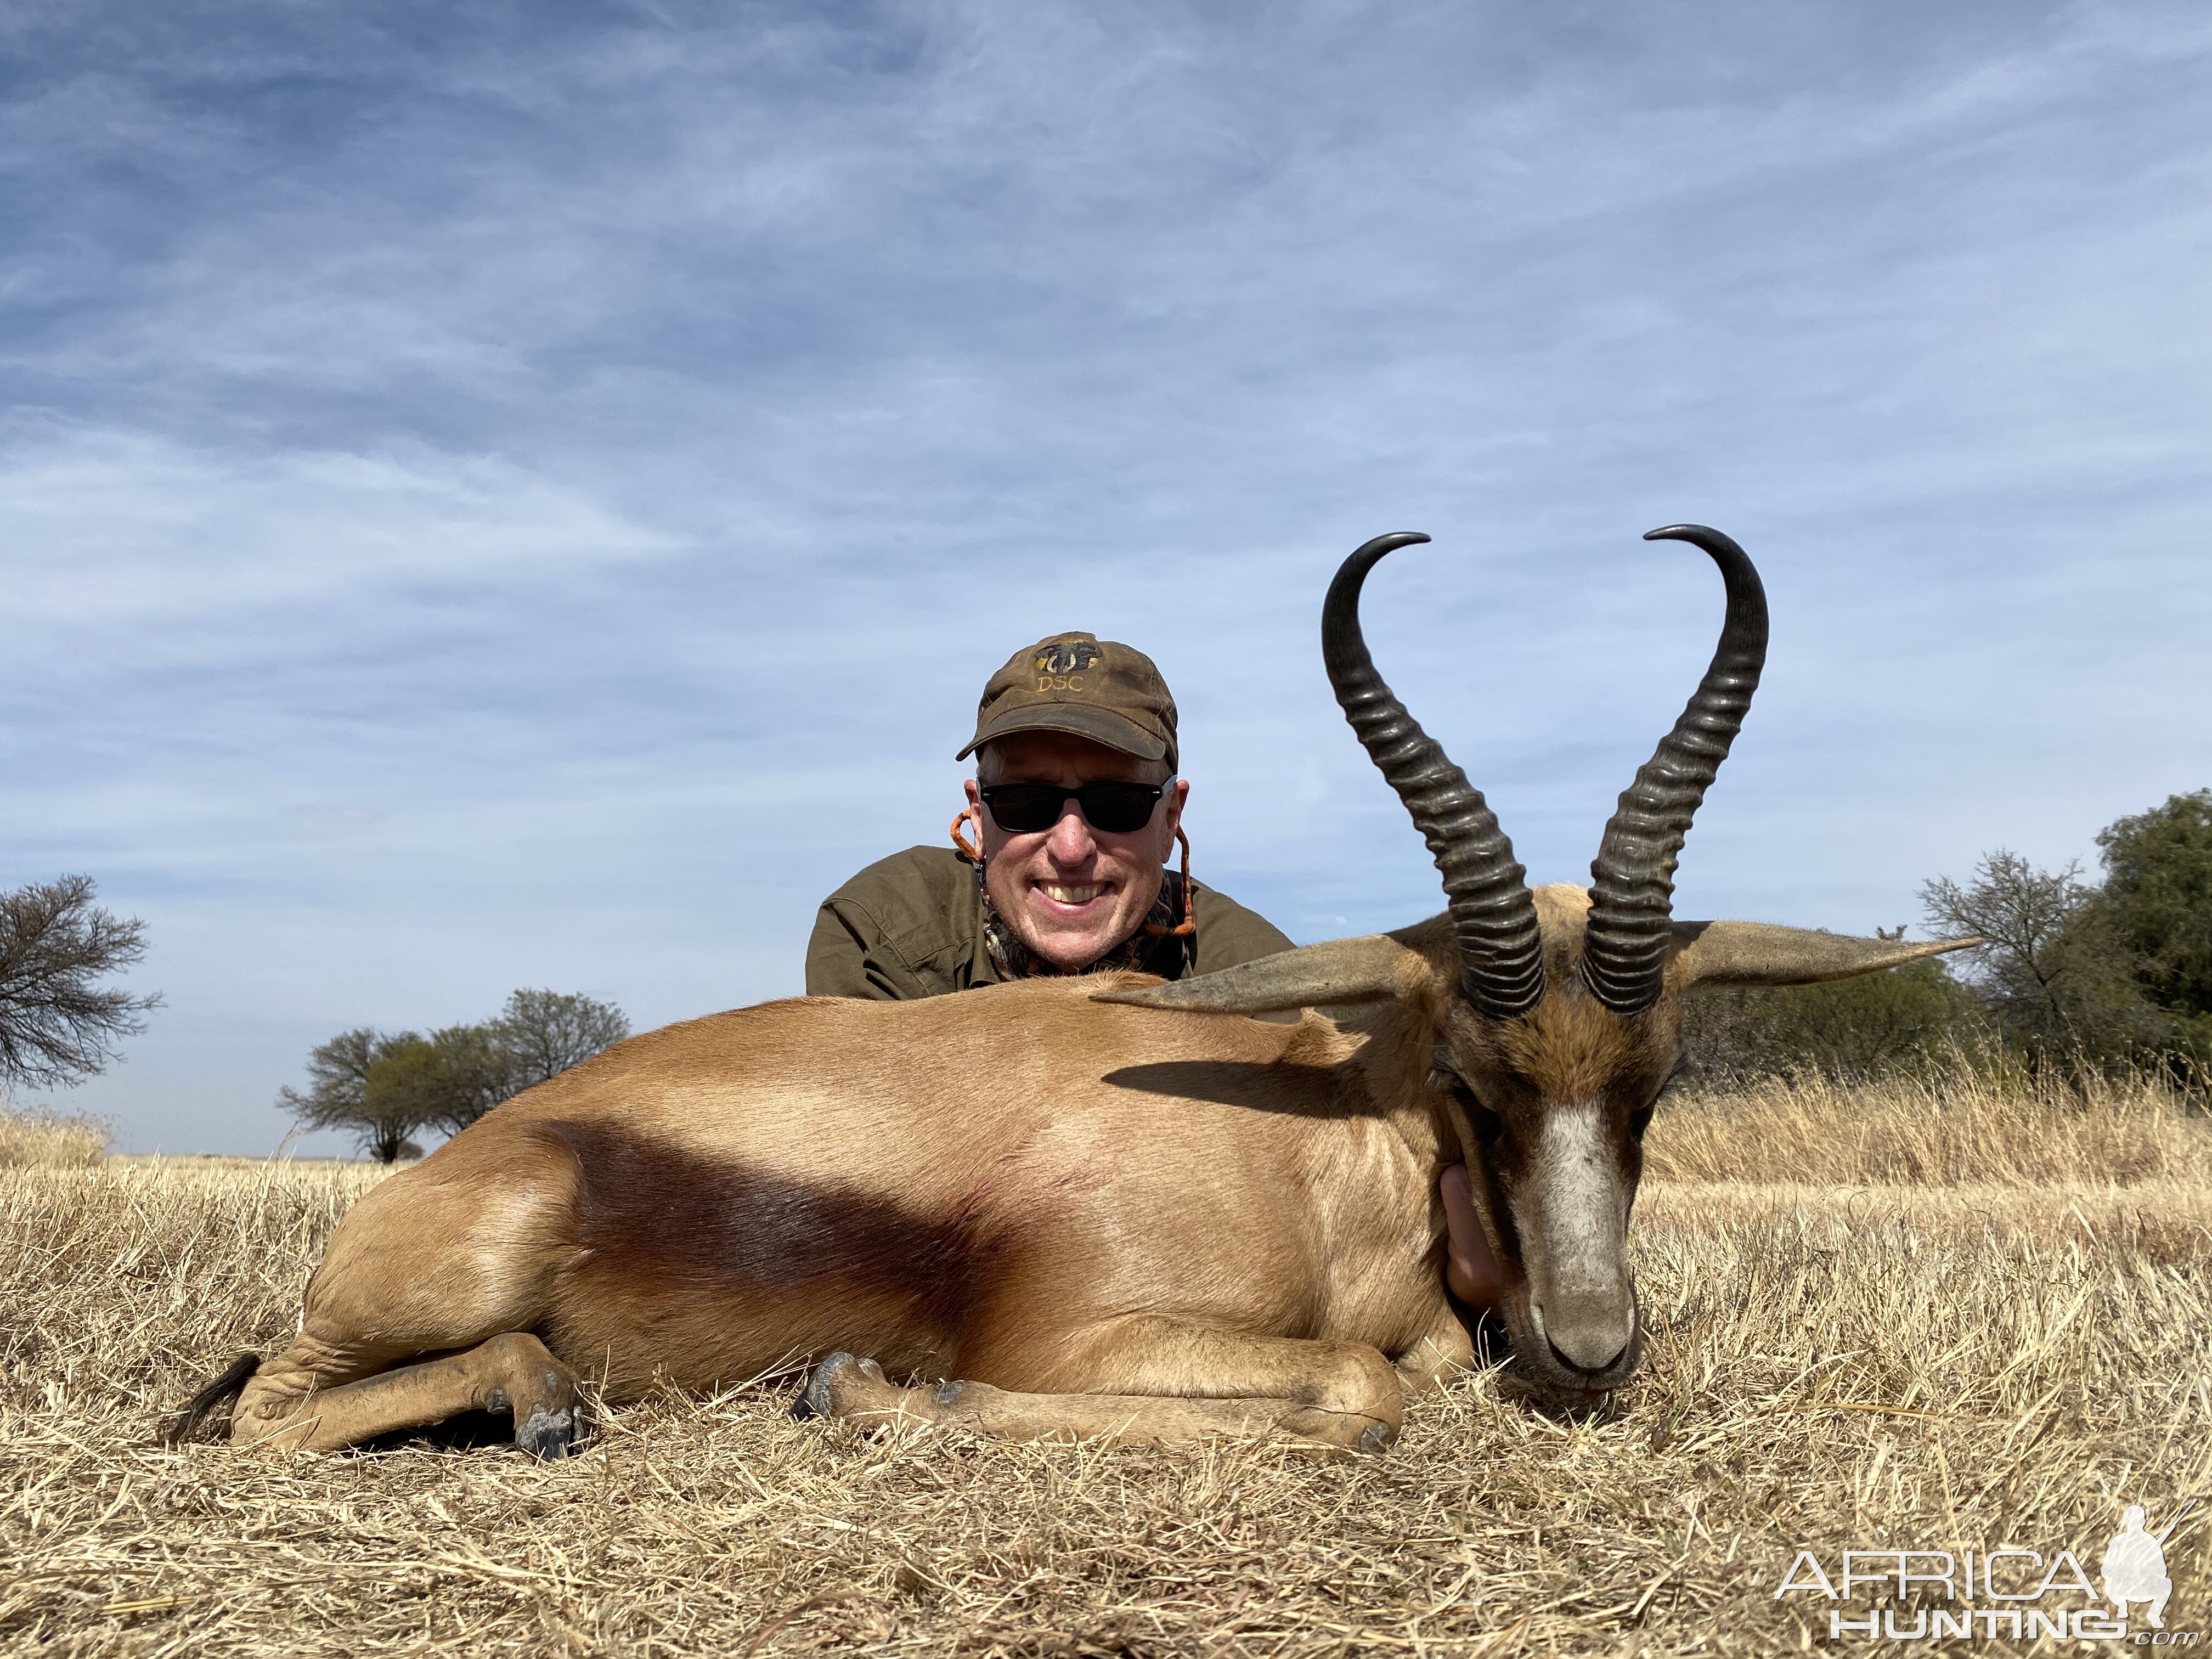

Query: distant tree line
[[1685, 788, 2212, 1086], [280, 989, 630, 1161]]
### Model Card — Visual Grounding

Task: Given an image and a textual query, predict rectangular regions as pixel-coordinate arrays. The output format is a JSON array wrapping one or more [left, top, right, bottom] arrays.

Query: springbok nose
[[1534, 1297, 1635, 1375], [1547, 1330, 1629, 1376]]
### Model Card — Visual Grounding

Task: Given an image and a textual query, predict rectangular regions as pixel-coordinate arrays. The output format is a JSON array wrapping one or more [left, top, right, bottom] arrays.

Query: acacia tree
[[1922, 847, 2163, 1065], [368, 1024, 514, 1138], [276, 1027, 431, 1163], [279, 989, 630, 1155], [0, 874, 162, 1094], [489, 989, 631, 1097], [1922, 851, 2092, 1036]]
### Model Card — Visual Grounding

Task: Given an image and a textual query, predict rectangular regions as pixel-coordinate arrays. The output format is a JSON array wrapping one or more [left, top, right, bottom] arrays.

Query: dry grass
[[0, 1104, 109, 1170], [1645, 1062, 2212, 1187], [4, 1076, 2208, 1657]]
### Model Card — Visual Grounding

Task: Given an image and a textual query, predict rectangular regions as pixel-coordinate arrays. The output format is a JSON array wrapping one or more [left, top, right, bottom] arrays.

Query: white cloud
[[2, 421, 680, 633]]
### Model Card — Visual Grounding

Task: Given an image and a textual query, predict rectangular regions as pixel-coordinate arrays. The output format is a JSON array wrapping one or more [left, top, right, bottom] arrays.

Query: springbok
[[177, 525, 1970, 1458]]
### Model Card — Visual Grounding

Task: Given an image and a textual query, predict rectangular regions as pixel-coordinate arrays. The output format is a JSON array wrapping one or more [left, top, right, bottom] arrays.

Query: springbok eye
[[1457, 1087, 1504, 1148], [1428, 1047, 1505, 1148]]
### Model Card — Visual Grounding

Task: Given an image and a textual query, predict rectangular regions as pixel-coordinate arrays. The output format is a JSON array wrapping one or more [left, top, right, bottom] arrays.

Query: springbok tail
[[163, 1352, 261, 1446]]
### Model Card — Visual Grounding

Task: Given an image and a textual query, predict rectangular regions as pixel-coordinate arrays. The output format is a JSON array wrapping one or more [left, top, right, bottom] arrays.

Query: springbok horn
[[1582, 524, 1769, 1015], [1322, 533, 1544, 1020]]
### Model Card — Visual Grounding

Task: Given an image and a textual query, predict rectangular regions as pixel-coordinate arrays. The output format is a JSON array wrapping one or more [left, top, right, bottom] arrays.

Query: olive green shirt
[[805, 845, 1295, 1001]]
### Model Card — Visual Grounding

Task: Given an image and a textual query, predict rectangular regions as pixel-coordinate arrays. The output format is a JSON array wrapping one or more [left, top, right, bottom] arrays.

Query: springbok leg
[[232, 1331, 581, 1457], [800, 1317, 1408, 1452], [1392, 1301, 1481, 1396]]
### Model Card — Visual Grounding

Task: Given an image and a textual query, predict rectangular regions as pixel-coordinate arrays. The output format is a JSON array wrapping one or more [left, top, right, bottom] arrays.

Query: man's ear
[[1092, 934, 1428, 1015], [1669, 920, 1979, 991]]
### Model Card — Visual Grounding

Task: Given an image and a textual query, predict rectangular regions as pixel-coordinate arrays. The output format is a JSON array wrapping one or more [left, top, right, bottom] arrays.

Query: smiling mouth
[[1036, 882, 1110, 905]]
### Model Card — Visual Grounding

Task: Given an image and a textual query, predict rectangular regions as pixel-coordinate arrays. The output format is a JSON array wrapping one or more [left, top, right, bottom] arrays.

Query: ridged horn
[[1323, 533, 1543, 1019], [1582, 524, 1769, 1014]]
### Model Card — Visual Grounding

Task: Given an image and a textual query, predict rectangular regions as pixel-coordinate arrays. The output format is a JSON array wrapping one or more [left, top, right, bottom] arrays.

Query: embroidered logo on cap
[[1035, 640, 1104, 689]]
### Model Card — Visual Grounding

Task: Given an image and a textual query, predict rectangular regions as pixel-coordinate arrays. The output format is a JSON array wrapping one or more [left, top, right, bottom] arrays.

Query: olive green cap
[[957, 632, 1179, 770]]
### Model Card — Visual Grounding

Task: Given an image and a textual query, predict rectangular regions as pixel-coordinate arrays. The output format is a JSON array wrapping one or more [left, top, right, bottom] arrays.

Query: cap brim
[[956, 703, 1171, 764]]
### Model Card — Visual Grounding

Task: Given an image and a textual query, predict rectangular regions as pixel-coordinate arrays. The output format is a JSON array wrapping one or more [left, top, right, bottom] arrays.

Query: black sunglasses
[[978, 781, 1166, 835]]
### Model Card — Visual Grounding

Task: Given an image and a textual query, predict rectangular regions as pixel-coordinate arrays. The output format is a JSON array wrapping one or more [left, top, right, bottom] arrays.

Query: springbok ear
[[1091, 934, 1427, 1015], [1669, 921, 1979, 990]]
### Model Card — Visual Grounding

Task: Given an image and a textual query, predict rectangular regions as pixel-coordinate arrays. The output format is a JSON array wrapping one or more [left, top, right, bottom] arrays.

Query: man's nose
[[1045, 799, 1096, 862]]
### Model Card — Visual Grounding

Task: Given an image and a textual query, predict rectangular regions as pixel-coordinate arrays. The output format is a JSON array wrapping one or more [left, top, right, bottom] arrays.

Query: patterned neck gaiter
[[975, 860, 1196, 983]]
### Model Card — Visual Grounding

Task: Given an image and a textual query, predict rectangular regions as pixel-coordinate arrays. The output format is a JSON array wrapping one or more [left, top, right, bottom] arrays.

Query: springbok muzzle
[[1511, 1102, 1638, 1380]]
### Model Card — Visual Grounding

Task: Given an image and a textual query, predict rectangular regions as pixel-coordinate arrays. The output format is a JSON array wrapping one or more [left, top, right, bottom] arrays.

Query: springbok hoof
[[516, 1404, 575, 1460], [793, 1352, 859, 1420]]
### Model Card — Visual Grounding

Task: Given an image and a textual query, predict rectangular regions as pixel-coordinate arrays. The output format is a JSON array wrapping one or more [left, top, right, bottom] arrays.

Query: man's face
[[964, 731, 1188, 972]]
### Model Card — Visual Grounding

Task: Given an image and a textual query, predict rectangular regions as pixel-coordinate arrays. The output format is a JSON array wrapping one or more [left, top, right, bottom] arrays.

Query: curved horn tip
[[1325, 533, 1437, 612], [1642, 523, 1729, 546]]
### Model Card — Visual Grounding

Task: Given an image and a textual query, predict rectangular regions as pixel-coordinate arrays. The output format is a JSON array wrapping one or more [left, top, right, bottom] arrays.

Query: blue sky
[[5, 1, 2207, 1154]]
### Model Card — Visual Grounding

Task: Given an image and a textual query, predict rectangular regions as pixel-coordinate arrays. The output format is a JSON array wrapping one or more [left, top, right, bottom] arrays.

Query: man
[[805, 629, 1501, 1311], [805, 631, 1293, 997]]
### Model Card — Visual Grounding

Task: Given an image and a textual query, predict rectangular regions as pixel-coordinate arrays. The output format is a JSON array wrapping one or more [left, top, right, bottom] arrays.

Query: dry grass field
[[3, 1070, 2208, 1657], [0, 1108, 107, 1171]]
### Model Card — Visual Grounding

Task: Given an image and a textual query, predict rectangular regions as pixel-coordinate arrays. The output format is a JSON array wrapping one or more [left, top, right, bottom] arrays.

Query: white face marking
[[1529, 1099, 1624, 1292], [1511, 1097, 1638, 1371]]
